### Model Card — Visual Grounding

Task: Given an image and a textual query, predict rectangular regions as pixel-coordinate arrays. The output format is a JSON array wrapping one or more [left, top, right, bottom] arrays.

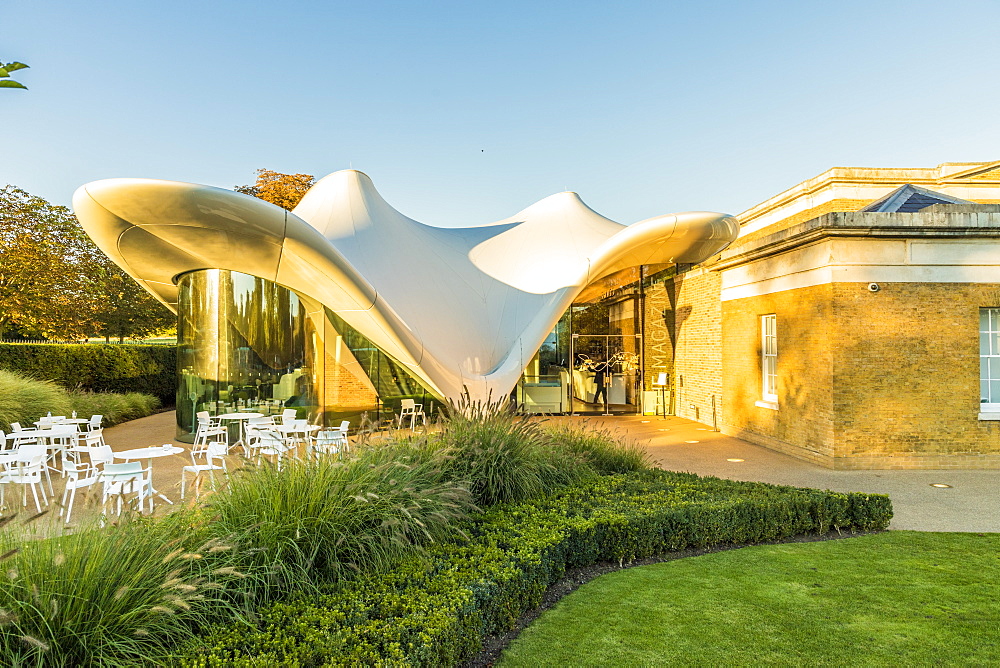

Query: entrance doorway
[[568, 293, 643, 415], [515, 268, 649, 416], [570, 333, 642, 414]]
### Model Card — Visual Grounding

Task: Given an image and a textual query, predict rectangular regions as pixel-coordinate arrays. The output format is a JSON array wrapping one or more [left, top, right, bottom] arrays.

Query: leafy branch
[[0, 61, 29, 90]]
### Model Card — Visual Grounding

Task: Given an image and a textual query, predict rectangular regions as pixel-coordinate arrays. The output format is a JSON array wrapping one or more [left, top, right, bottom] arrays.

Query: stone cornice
[[736, 161, 1000, 227], [716, 209, 1000, 271]]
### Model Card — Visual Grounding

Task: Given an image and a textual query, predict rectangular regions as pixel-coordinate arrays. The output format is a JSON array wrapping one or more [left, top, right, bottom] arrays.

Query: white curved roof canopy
[[73, 170, 738, 402]]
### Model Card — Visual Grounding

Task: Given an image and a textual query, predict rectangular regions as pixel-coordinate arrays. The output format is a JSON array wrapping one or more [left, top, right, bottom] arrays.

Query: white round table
[[217, 412, 264, 448], [115, 446, 185, 504]]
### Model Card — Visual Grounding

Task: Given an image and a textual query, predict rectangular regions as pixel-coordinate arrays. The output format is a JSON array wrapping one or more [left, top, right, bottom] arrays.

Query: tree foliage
[[0, 185, 174, 341], [235, 169, 315, 210], [0, 61, 29, 89], [89, 254, 175, 342], [0, 186, 95, 338]]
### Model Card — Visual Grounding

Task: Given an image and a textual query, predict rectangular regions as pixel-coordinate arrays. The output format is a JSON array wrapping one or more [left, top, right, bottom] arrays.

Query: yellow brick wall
[[720, 284, 836, 464], [719, 281, 1000, 469], [323, 351, 378, 411], [668, 269, 723, 426], [830, 282, 1000, 465]]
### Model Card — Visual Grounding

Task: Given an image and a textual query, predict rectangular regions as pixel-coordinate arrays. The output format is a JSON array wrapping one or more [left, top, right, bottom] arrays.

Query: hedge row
[[0, 343, 176, 404], [176, 470, 893, 666]]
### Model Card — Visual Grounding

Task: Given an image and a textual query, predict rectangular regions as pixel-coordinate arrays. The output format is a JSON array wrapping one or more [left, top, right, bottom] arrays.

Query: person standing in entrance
[[593, 362, 608, 405]]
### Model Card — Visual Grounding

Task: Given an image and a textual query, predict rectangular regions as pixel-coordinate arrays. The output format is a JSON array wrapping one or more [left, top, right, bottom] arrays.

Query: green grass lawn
[[500, 531, 1000, 667]]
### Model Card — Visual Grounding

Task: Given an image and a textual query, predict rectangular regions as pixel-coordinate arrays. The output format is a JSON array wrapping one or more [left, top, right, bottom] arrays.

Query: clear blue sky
[[4, 0, 999, 227]]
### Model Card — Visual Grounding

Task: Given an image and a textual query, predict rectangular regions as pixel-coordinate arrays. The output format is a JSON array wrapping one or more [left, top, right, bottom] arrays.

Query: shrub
[[175, 470, 893, 666], [207, 444, 476, 597], [0, 512, 240, 667], [0, 343, 176, 404]]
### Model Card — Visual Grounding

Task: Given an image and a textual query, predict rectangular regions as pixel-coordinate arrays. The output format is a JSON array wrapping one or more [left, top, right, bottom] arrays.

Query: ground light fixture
[[930, 483, 953, 488], [727, 458, 744, 462], [684, 440, 700, 443]]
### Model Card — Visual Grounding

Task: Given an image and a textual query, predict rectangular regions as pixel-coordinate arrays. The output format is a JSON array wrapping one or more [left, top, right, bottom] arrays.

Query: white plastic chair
[[101, 462, 153, 515], [60, 459, 101, 522], [82, 414, 103, 433], [244, 428, 291, 468], [279, 408, 297, 425], [0, 445, 48, 512], [193, 416, 228, 454], [8, 423, 38, 447], [397, 399, 426, 430], [181, 440, 229, 499], [74, 435, 114, 476], [311, 421, 350, 459]]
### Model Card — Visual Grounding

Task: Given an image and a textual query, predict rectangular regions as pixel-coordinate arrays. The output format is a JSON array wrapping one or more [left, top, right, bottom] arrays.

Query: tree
[[89, 255, 176, 342], [235, 169, 315, 210], [0, 186, 96, 339], [0, 185, 175, 341], [0, 61, 29, 89]]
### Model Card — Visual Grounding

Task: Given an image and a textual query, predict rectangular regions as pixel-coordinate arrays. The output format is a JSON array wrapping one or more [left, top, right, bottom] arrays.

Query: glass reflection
[[177, 270, 319, 440], [176, 269, 442, 441]]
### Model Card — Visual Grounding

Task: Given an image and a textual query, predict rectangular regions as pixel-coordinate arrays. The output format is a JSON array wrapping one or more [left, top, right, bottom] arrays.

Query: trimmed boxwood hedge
[[0, 343, 176, 404], [175, 470, 892, 666]]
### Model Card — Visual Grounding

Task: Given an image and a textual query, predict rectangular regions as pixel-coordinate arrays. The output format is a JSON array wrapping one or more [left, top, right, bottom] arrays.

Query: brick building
[[666, 161, 1000, 469]]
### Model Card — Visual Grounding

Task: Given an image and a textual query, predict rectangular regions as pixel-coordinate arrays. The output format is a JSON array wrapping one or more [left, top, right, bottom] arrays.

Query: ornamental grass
[[0, 370, 72, 432], [207, 443, 476, 598], [0, 369, 160, 432], [0, 511, 240, 667]]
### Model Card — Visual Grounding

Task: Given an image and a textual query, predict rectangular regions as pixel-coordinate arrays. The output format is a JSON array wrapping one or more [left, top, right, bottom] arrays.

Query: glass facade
[[175, 269, 439, 441], [517, 267, 648, 415]]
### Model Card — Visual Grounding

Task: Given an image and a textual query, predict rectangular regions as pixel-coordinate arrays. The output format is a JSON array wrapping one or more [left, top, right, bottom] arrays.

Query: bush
[[175, 470, 893, 666], [0, 343, 176, 404], [0, 512, 241, 667], [207, 443, 476, 598]]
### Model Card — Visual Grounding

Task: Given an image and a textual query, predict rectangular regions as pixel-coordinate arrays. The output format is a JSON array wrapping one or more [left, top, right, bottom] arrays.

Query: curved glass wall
[[176, 269, 441, 441], [324, 308, 443, 424], [176, 270, 322, 440]]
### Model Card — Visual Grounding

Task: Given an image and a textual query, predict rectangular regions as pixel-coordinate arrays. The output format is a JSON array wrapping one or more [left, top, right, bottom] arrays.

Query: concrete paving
[[97, 411, 1000, 533]]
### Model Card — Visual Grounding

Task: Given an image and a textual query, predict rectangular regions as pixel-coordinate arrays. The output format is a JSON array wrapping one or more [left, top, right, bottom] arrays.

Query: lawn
[[500, 531, 1000, 667]]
